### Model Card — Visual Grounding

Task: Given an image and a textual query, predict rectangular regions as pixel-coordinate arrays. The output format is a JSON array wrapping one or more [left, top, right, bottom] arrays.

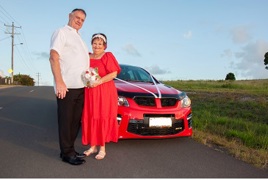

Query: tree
[[225, 72, 236, 80], [14, 74, 35, 86], [264, 52, 268, 70]]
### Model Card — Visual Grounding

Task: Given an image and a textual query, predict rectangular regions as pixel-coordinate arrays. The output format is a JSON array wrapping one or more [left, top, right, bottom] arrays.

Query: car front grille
[[133, 97, 178, 107], [160, 98, 177, 107], [127, 114, 184, 136], [134, 97, 155, 106]]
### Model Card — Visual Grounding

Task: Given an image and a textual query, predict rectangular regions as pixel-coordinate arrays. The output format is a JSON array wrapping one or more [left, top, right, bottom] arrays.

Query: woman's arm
[[90, 71, 117, 88]]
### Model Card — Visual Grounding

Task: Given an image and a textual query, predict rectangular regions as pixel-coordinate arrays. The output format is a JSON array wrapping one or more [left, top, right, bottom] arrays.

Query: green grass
[[164, 79, 268, 94], [163, 79, 268, 169]]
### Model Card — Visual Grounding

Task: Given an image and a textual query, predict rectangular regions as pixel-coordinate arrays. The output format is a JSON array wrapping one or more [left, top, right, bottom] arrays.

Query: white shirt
[[50, 25, 89, 89]]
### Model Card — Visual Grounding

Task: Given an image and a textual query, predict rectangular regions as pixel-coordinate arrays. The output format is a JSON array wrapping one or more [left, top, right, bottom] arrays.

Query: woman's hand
[[90, 79, 103, 88]]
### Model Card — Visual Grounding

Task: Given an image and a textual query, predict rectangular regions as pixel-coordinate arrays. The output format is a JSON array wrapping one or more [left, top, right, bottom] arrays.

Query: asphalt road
[[0, 86, 267, 178]]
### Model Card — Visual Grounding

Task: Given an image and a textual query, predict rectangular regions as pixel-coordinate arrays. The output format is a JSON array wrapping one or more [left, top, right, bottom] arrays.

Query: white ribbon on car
[[150, 74, 162, 98], [115, 76, 162, 99]]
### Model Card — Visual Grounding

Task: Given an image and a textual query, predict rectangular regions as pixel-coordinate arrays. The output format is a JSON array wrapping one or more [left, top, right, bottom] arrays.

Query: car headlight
[[118, 96, 129, 107], [181, 95, 191, 108]]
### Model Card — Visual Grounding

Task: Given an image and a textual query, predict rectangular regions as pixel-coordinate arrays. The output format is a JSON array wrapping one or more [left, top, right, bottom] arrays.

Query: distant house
[[0, 77, 5, 84], [0, 76, 9, 84], [0, 72, 3, 83]]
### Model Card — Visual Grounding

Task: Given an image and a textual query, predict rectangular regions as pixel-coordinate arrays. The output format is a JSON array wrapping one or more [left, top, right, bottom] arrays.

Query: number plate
[[149, 117, 172, 127]]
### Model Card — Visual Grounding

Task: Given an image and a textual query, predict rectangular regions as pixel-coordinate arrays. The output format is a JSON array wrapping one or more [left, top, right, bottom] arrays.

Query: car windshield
[[117, 65, 158, 83]]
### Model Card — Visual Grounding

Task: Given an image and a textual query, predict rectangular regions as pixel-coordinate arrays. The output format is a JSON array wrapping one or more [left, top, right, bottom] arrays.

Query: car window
[[118, 65, 155, 83], [133, 68, 151, 82]]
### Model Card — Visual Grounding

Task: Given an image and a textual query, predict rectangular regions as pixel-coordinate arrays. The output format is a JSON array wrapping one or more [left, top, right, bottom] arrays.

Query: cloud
[[33, 52, 50, 60], [145, 65, 171, 75], [221, 49, 233, 59], [231, 40, 268, 79], [122, 44, 141, 57], [230, 25, 252, 44], [183, 30, 192, 39]]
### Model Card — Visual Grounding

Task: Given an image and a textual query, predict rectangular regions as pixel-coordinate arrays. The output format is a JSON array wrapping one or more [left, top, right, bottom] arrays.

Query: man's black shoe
[[60, 152, 85, 159], [75, 152, 86, 158], [62, 155, 86, 165]]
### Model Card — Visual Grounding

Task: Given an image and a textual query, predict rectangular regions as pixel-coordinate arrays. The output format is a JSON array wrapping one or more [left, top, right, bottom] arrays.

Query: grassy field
[[163, 79, 268, 169]]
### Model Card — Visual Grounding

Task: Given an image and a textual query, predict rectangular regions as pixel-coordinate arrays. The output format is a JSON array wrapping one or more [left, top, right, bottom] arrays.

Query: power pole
[[5, 22, 21, 84], [36, 72, 41, 86]]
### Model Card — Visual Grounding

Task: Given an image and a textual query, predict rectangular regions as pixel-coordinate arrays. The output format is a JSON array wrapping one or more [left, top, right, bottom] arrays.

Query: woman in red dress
[[82, 33, 121, 160]]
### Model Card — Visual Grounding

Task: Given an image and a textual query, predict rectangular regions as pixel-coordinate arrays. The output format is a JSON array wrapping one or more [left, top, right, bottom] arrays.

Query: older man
[[49, 8, 89, 165]]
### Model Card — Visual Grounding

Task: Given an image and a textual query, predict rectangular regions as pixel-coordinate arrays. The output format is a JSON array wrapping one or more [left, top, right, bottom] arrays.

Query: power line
[[0, 4, 38, 83], [0, 36, 9, 41], [0, 4, 20, 25]]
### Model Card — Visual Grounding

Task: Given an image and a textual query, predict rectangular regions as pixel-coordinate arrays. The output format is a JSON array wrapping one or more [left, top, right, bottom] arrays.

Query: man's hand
[[56, 82, 68, 99]]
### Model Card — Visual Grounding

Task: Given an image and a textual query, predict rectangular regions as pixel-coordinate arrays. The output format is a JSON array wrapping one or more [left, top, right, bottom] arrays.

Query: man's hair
[[72, 8, 86, 17]]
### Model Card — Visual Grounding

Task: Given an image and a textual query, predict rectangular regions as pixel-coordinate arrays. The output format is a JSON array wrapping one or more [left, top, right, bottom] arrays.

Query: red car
[[115, 64, 192, 139]]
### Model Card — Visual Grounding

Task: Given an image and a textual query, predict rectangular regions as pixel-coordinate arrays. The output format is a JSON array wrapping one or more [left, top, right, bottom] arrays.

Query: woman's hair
[[91, 33, 107, 48]]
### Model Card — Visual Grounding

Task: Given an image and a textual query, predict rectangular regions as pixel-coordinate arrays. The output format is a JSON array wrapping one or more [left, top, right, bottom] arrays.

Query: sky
[[0, 0, 267, 86]]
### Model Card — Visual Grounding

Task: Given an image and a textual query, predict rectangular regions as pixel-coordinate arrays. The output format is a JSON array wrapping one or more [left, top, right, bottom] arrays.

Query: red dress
[[82, 52, 121, 146]]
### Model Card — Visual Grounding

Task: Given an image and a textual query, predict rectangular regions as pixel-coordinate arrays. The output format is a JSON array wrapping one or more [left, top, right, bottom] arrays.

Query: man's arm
[[49, 49, 68, 99]]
